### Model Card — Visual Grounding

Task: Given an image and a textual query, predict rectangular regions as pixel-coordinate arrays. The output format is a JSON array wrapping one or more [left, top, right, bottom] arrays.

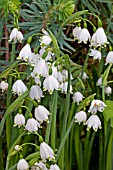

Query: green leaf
[[102, 63, 112, 86], [103, 100, 113, 123]]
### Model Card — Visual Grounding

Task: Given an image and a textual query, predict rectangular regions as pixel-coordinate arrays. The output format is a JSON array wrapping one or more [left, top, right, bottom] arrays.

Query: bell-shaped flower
[[73, 26, 81, 39], [43, 75, 59, 94], [74, 111, 87, 124], [50, 164, 60, 170], [0, 81, 8, 91], [79, 72, 89, 80], [17, 159, 29, 170], [88, 99, 106, 114], [35, 77, 41, 86], [77, 28, 91, 44], [31, 161, 47, 170], [25, 118, 40, 132], [73, 92, 84, 105], [29, 85, 43, 102], [40, 29, 52, 46], [17, 44, 32, 62], [14, 113, 25, 128], [40, 142, 55, 162], [34, 105, 49, 123], [39, 48, 54, 61], [9, 28, 23, 43], [12, 80, 28, 96], [105, 86, 112, 95], [62, 69, 68, 81], [89, 49, 101, 61], [86, 115, 101, 131], [60, 82, 72, 94], [91, 27, 108, 47], [14, 145, 22, 151], [105, 51, 113, 64], [57, 71, 63, 83], [97, 76, 102, 86]]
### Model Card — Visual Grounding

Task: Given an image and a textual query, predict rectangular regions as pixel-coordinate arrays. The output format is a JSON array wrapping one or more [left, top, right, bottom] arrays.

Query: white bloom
[[86, 115, 101, 131], [14, 145, 22, 151], [9, 28, 23, 42], [17, 159, 29, 170], [29, 85, 43, 102], [73, 26, 81, 39], [34, 105, 49, 123], [25, 118, 40, 132], [77, 28, 91, 44], [51, 65, 58, 78], [60, 82, 72, 94], [0, 81, 8, 91], [79, 72, 88, 80], [97, 76, 102, 86], [29, 53, 40, 66], [57, 71, 63, 83], [106, 51, 113, 64], [50, 164, 60, 170], [73, 92, 84, 104], [88, 99, 106, 114], [89, 49, 101, 61], [62, 69, 68, 81], [40, 29, 52, 46], [105, 86, 112, 95], [39, 48, 54, 61], [18, 44, 32, 61], [91, 27, 108, 47], [40, 142, 55, 162], [12, 80, 28, 96], [31, 161, 47, 170], [14, 113, 25, 127], [35, 77, 41, 86], [74, 111, 87, 124], [43, 75, 59, 94]]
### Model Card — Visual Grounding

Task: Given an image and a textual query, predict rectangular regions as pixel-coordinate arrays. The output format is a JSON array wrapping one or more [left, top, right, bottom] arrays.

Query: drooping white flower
[[0, 81, 8, 91], [74, 111, 87, 124], [39, 48, 54, 61], [14, 113, 25, 127], [29, 53, 40, 66], [73, 26, 81, 39], [57, 71, 63, 83], [86, 115, 101, 131], [62, 69, 68, 81], [31, 161, 48, 170], [17, 159, 29, 170], [105, 86, 112, 95], [50, 164, 60, 170], [106, 51, 113, 64], [89, 49, 101, 61], [12, 80, 28, 96], [60, 82, 73, 94], [91, 27, 108, 47], [40, 142, 55, 162], [77, 28, 91, 44], [97, 76, 102, 86], [88, 99, 106, 114], [79, 72, 89, 80], [73, 92, 84, 104], [9, 28, 23, 42], [25, 118, 40, 132], [35, 77, 41, 86], [40, 29, 52, 46], [14, 145, 22, 151], [34, 105, 49, 123], [43, 75, 59, 94], [29, 85, 43, 102], [17, 44, 32, 62]]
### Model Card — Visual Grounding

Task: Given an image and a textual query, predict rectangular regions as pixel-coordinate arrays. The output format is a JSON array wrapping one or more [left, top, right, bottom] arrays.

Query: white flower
[[77, 28, 91, 44], [17, 159, 29, 170], [14, 113, 25, 127], [89, 49, 101, 61], [34, 105, 49, 123], [79, 72, 88, 80], [35, 77, 41, 86], [91, 27, 108, 47], [31, 59, 49, 78], [74, 111, 87, 124], [29, 85, 43, 102], [86, 115, 101, 131], [43, 75, 59, 94], [9, 28, 23, 42], [40, 29, 52, 46], [50, 164, 60, 170], [73, 92, 84, 104], [73, 26, 81, 39], [88, 99, 106, 114], [57, 71, 63, 83], [106, 51, 113, 64], [31, 162, 47, 170], [0, 81, 8, 91], [17, 44, 32, 61], [105, 86, 112, 95], [60, 82, 72, 94], [14, 145, 22, 151], [40, 142, 55, 162], [39, 48, 54, 61], [12, 80, 28, 96], [97, 76, 102, 86], [25, 118, 40, 132], [62, 69, 68, 81]]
